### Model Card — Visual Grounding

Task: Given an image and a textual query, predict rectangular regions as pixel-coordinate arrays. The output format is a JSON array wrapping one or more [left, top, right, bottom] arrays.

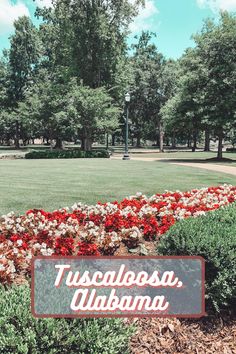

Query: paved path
[[172, 162, 236, 177], [111, 156, 236, 176]]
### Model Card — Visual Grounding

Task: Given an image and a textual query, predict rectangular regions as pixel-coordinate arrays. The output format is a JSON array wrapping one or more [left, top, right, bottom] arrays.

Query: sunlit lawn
[[128, 151, 236, 161], [0, 158, 236, 215]]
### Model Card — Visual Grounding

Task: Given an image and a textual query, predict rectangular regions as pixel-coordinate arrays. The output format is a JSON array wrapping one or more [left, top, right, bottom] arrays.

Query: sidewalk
[[172, 162, 236, 177], [111, 156, 236, 177]]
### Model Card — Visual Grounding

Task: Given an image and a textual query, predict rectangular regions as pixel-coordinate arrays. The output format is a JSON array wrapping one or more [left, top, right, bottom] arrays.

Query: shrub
[[226, 147, 236, 152], [157, 204, 236, 312], [0, 285, 134, 354], [25, 149, 110, 159]]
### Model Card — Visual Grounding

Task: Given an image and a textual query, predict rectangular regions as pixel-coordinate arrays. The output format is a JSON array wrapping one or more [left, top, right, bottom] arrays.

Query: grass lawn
[[127, 151, 236, 161], [0, 158, 236, 215], [0, 150, 26, 156]]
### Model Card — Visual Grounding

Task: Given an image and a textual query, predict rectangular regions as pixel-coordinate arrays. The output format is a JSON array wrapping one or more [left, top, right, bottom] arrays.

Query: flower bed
[[1, 185, 236, 284]]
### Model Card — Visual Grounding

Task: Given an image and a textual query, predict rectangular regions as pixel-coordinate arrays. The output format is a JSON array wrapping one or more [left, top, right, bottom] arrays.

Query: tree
[[193, 12, 236, 159], [18, 69, 75, 149], [0, 58, 8, 109], [158, 59, 179, 149], [8, 16, 41, 148], [68, 83, 120, 150], [36, 0, 144, 89], [161, 48, 206, 152], [33, 0, 138, 149], [161, 12, 236, 158], [129, 31, 165, 148], [0, 56, 16, 145]]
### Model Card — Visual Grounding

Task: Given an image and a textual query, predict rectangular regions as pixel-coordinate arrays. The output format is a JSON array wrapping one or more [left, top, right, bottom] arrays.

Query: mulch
[[114, 239, 159, 256], [128, 314, 236, 354]]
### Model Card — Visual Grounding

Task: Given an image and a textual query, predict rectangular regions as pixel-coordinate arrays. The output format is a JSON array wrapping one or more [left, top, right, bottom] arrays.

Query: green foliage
[[0, 285, 134, 354], [1, 3, 236, 152], [157, 204, 236, 312], [68, 83, 120, 149], [161, 12, 236, 157], [37, 0, 144, 88], [9, 16, 41, 103], [0, 1, 142, 149], [15, 74, 120, 151], [25, 149, 110, 159], [129, 31, 165, 146], [18, 69, 78, 145], [0, 16, 42, 148], [0, 59, 9, 107]]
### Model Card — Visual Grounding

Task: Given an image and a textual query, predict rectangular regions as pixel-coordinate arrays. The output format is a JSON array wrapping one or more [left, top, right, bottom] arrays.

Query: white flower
[[16, 239, 23, 246], [41, 248, 54, 256], [0, 264, 5, 271]]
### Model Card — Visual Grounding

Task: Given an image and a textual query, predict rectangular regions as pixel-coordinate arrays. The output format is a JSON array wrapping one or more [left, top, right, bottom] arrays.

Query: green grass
[[126, 151, 236, 160], [0, 158, 236, 215], [0, 150, 26, 156]]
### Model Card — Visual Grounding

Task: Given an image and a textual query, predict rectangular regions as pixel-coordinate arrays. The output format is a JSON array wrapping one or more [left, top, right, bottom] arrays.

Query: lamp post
[[123, 92, 131, 160]]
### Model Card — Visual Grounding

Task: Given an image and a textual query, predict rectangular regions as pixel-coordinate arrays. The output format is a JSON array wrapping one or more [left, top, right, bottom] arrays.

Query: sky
[[0, 0, 236, 59]]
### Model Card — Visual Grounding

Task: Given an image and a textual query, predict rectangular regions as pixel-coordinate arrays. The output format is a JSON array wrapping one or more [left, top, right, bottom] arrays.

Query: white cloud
[[35, 0, 53, 8], [129, 0, 159, 33], [0, 0, 30, 34], [197, 0, 236, 12]]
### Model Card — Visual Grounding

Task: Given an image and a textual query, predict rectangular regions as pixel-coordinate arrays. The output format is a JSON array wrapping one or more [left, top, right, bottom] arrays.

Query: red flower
[[104, 212, 124, 232], [77, 242, 100, 256], [10, 234, 19, 242], [55, 237, 74, 255], [143, 216, 159, 241]]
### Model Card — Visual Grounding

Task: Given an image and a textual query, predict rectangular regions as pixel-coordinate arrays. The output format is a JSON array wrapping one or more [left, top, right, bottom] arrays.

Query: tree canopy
[[0, 3, 235, 158]]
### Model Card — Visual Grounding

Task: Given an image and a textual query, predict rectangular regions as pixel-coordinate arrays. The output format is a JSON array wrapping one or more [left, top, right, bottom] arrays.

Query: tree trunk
[[204, 129, 210, 152], [54, 138, 64, 149], [106, 133, 109, 150], [187, 138, 191, 148], [15, 120, 20, 149], [81, 138, 85, 150], [83, 137, 92, 151], [159, 120, 164, 152], [136, 135, 141, 148], [111, 134, 116, 146], [171, 134, 176, 149], [217, 130, 223, 160], [192, 130, 197, 152]]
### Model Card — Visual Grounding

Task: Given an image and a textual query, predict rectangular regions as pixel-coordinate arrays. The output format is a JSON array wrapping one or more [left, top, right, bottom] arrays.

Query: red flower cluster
[[77, 242, 100, 256], [0, 184, 236, 284]]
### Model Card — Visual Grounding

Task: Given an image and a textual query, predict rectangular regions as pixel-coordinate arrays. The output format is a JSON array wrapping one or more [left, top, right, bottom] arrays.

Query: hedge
[[25, 149, 110, 159], [157, 204, 236, 312], [0, 285, 134, 354]]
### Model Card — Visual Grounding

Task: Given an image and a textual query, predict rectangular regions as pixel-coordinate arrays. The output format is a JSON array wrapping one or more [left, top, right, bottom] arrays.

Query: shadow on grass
[[129, 149, 205, 155], [159, 158, 236, 164]]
